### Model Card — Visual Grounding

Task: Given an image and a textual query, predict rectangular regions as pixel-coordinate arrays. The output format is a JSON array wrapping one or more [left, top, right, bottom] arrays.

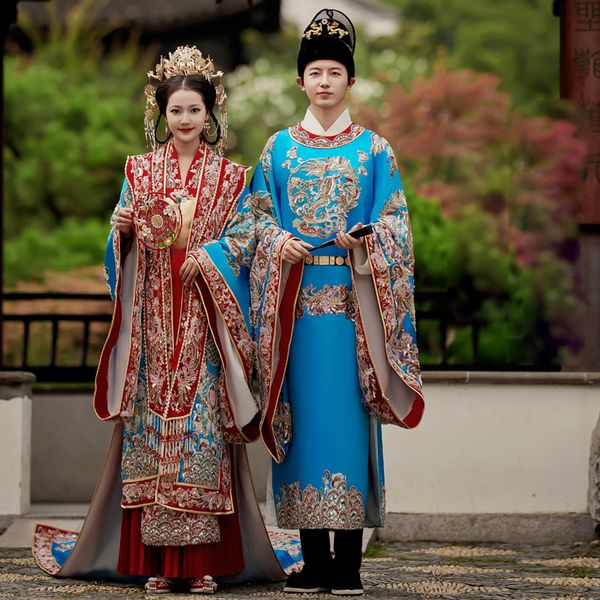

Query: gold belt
[[304, 255, 350, 266]]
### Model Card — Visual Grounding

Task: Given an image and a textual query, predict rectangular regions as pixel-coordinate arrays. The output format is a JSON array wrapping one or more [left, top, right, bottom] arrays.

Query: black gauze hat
[[297, 9, 356, 78]]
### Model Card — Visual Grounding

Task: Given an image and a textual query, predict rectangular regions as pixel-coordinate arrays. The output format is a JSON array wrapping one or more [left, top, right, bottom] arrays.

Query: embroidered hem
[[275, 471, 366, 530]]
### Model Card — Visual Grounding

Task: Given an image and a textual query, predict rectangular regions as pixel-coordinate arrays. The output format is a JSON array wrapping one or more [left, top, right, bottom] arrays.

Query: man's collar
[[301, 107, 352, 136]]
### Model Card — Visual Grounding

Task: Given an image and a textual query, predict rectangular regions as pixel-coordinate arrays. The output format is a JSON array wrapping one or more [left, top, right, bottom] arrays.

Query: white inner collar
[[301, 107, 352, 136]]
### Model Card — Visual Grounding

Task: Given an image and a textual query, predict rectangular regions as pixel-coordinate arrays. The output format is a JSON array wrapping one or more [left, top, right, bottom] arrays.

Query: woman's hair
[[155, 74, 216, 115], [154, 74, 220, 146]]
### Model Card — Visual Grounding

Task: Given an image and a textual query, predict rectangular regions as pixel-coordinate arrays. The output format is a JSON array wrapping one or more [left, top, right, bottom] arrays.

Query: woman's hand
[[180, 257, 200, 287], [335, 222, 365, 250], [115, 206, 134, 237], [282, 238, 312, 264]]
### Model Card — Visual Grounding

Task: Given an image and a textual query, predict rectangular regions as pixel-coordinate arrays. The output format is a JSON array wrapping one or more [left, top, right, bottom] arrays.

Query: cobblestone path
[[1, 540, 599, 599]]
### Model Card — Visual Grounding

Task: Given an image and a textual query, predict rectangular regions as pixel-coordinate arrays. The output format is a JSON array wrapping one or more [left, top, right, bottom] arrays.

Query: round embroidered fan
[[132, 192, 182, 250]]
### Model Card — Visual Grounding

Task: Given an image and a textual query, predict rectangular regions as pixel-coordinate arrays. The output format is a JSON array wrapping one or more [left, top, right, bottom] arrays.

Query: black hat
[[297, 9, 356, 78]]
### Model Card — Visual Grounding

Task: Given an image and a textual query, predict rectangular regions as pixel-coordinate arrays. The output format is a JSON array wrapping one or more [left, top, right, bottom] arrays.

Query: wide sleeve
[[104, 177, 133, 300], [189, 180, 264, 444], [249, 136, 303, 462], [349, 134, 424, 429], [93, 157, 145, 421]]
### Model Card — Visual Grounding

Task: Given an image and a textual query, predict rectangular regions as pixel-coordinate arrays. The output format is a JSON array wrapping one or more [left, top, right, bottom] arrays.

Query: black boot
[[332, 529, 364, 596], [284, 529, 333, 593]]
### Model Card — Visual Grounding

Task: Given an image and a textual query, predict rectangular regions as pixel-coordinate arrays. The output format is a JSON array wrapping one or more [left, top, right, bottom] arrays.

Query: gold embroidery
[[250, 227, 295, 461], [370, 133, 398, 178], [287, 157, 359, 238], [296, 284, 356, 321], [303, 21, 323, 39], [289, 123, 365, 149], [276, 471, 365, 530], [370, 133, 387, 156], [327, 20, 350, 39], [272, 399, 292, 454], [140, 505, 220, 546], [260, 133, 277, 177], [357, 150, 369, 176], [303, 20, 350, 41]]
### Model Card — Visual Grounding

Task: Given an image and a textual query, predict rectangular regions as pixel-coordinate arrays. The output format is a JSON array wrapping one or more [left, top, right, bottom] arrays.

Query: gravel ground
[[1, 540, 599, 599]]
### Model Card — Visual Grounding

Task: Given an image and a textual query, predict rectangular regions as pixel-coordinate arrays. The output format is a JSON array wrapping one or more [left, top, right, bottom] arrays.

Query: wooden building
[[5, 0, 280, 71]]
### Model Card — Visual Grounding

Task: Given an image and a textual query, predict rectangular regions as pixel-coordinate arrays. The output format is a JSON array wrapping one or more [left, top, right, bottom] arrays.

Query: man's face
[[297, 60, 355, 110]]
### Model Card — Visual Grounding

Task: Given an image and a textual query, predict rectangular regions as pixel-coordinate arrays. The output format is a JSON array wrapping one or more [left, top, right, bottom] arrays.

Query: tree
[[379, 0, 562, 115], [356, 68, 586, 364], [3, 2, 585, 367], [4, 0, 148, 237]]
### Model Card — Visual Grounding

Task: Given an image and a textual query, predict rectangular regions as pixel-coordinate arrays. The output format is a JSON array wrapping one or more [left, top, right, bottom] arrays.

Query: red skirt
[[116, 507, 244, 578], [117, 247, 244, 579]]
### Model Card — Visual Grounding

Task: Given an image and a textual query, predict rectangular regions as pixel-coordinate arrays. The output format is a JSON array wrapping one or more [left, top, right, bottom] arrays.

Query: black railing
[[1, 292, 113, 382], [415, 289, 481, 367], [0, 289, 488, 383]]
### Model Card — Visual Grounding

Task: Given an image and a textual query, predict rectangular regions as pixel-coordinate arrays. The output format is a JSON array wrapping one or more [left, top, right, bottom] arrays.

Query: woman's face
[[165, 88, 208, 146]]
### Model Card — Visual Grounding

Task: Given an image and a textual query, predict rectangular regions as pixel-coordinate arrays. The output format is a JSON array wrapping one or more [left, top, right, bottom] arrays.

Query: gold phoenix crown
[[143, 46, 228, 154]]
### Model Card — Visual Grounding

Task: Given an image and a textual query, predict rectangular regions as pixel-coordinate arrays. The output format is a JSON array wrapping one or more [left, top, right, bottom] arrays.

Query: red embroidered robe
[[94, 141, 258, 544]]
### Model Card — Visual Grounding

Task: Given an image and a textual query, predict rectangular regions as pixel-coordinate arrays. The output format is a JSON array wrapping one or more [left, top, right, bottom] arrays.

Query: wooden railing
[[0, 289, 533, 383], [1, 292, 113, 382]]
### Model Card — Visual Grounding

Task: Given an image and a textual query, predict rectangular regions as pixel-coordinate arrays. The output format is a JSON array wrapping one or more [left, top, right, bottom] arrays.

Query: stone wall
[[0, 372, 34, 515], [380, 372, 600, 542], [27, 372, 600, 542]]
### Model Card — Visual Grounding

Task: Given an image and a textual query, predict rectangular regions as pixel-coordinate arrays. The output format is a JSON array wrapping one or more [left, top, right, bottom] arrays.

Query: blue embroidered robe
[[249, 123, 425, 530]]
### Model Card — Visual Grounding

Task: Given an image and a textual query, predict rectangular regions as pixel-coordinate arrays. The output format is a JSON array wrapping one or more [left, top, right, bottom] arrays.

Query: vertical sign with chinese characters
[[562, 0, 600, 223]]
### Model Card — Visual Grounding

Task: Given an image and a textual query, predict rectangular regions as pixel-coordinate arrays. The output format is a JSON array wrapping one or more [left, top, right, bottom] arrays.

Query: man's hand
[[180, 257, 200, 287], [115, 207, 134, 237], [282, 238, 312, 264], [335, 222, 365, 249]]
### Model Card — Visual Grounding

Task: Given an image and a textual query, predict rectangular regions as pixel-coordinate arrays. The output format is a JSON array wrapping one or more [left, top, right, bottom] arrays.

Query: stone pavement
[[1, 540, 600, 599]]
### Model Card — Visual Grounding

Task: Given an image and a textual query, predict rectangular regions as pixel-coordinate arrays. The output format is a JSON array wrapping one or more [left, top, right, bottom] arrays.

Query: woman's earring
[[201, 111, 221, 146]]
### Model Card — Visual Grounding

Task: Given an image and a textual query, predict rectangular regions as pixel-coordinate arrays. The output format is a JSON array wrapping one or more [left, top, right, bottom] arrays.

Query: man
[[249, 9, 425, 596]]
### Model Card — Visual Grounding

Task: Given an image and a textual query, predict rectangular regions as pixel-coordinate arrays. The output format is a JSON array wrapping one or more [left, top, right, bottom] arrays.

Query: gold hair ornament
[[143, 46, 228, 154]]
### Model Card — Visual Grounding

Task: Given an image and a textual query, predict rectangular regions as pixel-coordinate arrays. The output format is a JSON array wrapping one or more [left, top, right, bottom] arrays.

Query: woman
[[247, 10, 425, 596], [33, 46, 284, 595]]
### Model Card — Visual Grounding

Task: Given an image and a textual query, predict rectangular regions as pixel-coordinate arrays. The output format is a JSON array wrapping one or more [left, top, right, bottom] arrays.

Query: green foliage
[[407, 189, 559, 366], [363, 539, 390, 558], [408, 187, 461, 288], [4, 218, 107, 287], [3, 0, 147, 239], [359, 69, 584, 365], [564, 567, 597, 578], [2, 1, 583, 367], [379, 0, 562, 115]]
